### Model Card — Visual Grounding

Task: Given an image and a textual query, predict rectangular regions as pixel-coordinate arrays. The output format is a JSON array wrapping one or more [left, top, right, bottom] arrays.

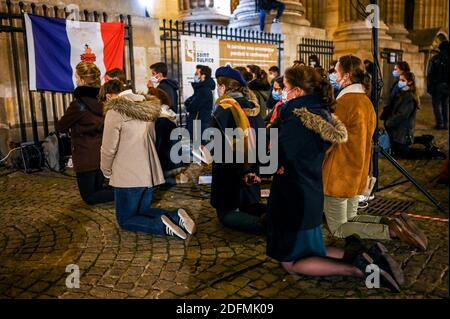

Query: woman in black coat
[[267, 66, 402, 291], [210, 66, 267, 235], [381, 61, 411, 120], [384, 72, 445, 159], [57, 62, 114, 205]]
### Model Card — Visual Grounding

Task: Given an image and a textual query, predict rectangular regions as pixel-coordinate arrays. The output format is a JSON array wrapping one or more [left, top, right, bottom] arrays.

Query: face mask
[[281, 89, 290, 103], [392, 70, 400, 78], [398, 81, 408, 89], [193, 75, 201, 83], [329, 73, 341, 90], [272, 89, 282, 101], [310, 61, 317, 67], [151, 75, 159, 85]]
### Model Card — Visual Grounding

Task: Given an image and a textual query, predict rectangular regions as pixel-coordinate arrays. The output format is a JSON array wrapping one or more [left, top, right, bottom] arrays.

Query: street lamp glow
[[138, 0, 152, 17], [138, 0, 152, 7]]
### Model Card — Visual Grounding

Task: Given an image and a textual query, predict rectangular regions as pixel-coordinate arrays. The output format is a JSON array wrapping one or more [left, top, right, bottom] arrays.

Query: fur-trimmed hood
[[104, 95, 161, 122], [293, 108, 348, 144]]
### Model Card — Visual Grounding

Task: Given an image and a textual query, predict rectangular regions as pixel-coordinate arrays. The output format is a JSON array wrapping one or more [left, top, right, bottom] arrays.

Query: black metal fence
[[298, 38, 334, 71], [159, 19, 284, 125], [0, 0, 135, 144]]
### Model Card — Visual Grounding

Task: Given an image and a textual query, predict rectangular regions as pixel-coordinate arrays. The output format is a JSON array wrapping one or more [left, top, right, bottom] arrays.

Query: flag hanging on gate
[[24, 13, 124, 93]]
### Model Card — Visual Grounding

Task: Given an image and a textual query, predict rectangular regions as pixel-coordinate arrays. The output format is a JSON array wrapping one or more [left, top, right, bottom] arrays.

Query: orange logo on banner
[[185, 40, 196, 62], [81, 44, 96, 63]]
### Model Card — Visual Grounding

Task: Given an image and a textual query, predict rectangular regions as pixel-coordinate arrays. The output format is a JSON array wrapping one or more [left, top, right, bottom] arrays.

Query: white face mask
[[281, 89, 290, 103], [151, 75, 159, 86]]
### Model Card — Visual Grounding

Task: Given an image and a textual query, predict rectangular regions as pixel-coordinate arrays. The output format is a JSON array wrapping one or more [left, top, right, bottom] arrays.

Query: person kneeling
[[100, 80, 195, 240], [210, 66, 267, 235]]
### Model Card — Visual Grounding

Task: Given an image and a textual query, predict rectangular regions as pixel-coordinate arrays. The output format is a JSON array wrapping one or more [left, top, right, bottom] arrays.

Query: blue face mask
[[193, 75, 201, 83], [392, 70, 400, 78], [329, 72, 341, 90], [398, 81, 408, 89], [272, 89, 282, 101]]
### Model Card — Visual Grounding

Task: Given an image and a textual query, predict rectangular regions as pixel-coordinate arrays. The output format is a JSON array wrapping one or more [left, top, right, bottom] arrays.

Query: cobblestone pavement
[[0, 103, 448, 299]]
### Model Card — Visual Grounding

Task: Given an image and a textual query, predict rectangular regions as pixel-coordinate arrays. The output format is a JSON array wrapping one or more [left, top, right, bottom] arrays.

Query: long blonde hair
[[76, 62, 101, 87]]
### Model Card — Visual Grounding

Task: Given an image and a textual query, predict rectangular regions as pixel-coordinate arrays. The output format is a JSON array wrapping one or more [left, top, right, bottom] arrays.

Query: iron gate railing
[[159, 19, 284, 126], [0, 0, 135, 144], [298, 38, 334, 72]]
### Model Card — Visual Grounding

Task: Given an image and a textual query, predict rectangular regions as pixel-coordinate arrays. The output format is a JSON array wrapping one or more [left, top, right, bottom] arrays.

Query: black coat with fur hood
[[267, 94, 347, 261]]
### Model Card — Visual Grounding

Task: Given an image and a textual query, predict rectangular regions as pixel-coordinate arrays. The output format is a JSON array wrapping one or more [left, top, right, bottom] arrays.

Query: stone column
[[382, 0, 410, 42], [303, 0, 325, 28], [229, 0, 329, 70], [413, 0, 448, 30], [333, 0, 391, 58], [178, 0, 229, 26], [229, 0, 310, 30]]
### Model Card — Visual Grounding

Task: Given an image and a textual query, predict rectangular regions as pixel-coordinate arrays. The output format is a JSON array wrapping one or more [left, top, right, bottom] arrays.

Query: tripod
[[366, 0, 446, 213]]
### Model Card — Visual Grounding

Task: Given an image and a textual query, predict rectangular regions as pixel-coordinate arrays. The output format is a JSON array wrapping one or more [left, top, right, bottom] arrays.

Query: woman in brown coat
[[57, 62, 114, 205], [322, 55, 427, 251], [100, 81, 196, 240]]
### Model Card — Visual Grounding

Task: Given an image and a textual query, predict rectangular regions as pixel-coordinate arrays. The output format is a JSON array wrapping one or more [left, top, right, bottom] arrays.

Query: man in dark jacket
[[185, 65, 216, 143], [257, 0, 285, 32], [427, 41, 449, 130], [148, 62, 179, 114]]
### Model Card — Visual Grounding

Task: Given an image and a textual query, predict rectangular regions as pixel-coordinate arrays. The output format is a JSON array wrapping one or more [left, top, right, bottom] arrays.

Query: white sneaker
[[177, 208, 196, 235], [358, 194, 375, 203], [67, 157, 73, 168], [273, 18, 280, 23], [161, 215, 187, 240]]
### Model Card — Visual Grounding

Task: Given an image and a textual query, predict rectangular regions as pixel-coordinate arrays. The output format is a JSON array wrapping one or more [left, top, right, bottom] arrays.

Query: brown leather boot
[[388, 218, 427, 251], [398, 213, 428, 249]]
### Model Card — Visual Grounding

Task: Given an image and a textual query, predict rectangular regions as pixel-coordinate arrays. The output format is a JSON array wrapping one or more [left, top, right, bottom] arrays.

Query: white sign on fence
[[180, 35, 220, 102]]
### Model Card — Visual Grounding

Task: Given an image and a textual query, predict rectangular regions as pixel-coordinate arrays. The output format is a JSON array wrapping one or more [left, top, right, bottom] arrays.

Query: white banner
[[180, 35, 220, 102]]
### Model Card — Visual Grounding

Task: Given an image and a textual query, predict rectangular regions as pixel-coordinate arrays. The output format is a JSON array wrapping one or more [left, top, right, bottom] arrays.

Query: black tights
[[76, 169, 114, 205]]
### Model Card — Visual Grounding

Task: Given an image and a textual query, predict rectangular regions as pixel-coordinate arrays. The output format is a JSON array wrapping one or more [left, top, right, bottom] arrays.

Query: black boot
[[428, 146, 447, 160], [414, 134, 435, 148], [368, 242, 405, 286], [353, 252, 401, 293]]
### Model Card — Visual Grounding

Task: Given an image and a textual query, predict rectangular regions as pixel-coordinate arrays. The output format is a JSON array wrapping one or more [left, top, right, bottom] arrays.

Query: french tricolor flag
[[24, 13, 124, 93]]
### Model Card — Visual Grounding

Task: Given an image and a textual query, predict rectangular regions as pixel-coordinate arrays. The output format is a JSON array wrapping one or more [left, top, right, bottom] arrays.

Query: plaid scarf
[[216, 96, 256, 164]]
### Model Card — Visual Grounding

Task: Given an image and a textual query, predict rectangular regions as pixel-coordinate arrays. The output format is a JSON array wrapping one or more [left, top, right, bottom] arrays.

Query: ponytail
[[320, 78, 336, 113]]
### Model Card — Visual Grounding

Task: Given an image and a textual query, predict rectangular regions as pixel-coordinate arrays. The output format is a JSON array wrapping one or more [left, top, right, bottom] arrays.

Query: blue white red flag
[[24, 13, 124, 92]]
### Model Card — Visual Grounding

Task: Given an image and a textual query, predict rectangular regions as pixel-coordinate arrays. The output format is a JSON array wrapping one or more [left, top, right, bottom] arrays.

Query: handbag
[[379, 129, 391, 154]]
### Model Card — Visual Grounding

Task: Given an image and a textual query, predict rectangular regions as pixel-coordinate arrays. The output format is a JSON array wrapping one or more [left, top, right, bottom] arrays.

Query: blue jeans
[[259, 1, 286, 32], [114, 187, 178, 234]]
